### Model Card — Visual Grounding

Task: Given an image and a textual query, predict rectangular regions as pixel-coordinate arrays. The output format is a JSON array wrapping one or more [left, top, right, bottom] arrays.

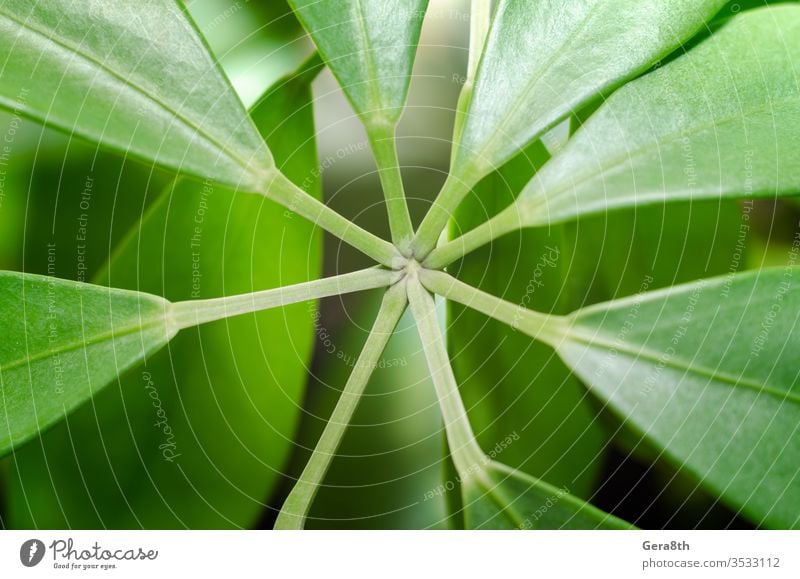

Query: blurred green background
[[1, 0, 798, 530]]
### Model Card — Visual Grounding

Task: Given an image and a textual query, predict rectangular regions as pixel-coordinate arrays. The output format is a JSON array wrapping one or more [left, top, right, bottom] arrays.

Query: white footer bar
[[0, 530, 796, 578]]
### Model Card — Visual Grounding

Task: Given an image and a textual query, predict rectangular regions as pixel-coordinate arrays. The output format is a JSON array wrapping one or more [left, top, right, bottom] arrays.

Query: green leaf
[[0, 0, 272, 189], [414, 0, 726, 256], [463, 461, 633, 529], [7, 57, 324, 528], [515, 6, 800, 227], [556, 267, 800, 528], [452, 0, 725, 182], [0, 271, 175, 457], [426, 5, 800, 268], [288, 0, 428, 128]]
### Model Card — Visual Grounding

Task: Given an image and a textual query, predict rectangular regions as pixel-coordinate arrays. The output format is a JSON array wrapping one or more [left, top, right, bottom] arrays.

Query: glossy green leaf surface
[[0, 272, 175, 457], [8, 59, 323, 528], [556, 267, 800, 528], [0, 0, 272, 189], [451, 0, 725, 184], [288, 0, 428, 127], [462, 461, 632, 529], [515, 6, 800, 227]]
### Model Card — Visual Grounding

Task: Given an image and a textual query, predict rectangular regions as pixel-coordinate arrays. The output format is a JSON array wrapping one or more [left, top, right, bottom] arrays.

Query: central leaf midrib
[[476, 480, 526, 528], [464, 1, 604, 171], [0, 8, 264, 180], [1, 316, 170, 375], [563, 327, 799, 405], [352, 0, 384, 119]]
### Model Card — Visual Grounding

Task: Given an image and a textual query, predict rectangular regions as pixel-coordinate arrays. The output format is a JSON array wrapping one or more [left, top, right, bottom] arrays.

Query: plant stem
[[423, 203, 523, 269], [367, 122, 414, 253], [264, 170, 403, 268], [274, 281, 408, 529], [170, 267, 400, 330], [406, 275, 486, 477], [419, 269, 565, 346], [412, 1, 493, 260], [412, 172, 478, 260]]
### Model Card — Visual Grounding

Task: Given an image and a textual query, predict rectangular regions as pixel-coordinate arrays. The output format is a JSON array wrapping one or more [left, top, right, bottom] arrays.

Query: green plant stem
[[423, 203, 522, 269], [412, 1, 493, 260], [367, 122, 415, 253], [170, 267, 400, 330], [264, 170, 403, 268], [406, 275, 486, 476], [419, 269, 565, 345], [412, 172, 478, 260], [274, 280, 408, 529]]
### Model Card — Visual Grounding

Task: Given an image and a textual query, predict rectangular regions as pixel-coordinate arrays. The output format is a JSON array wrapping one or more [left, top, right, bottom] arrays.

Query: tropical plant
[[0, 0, 798, 529]]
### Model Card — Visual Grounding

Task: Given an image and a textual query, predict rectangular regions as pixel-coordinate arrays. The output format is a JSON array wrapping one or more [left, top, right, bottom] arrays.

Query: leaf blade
[[415, 0, 726, 256], [0, 0, 271, 189], [288, 0, 428, 127], [6, 56, 325, 528], [0, 271, 175, 457], [556, 267, 800, 528], [517, 6, 800, 226], [453, 0, 725, 182]]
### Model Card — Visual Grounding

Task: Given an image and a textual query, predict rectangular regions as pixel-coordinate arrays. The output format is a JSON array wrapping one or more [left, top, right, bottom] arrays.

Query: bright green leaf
[[516, 6, 800, 227], [0, 271, 175, 457], [462, 460, 633, 529], [453, 0, 725, 182], [0, 0, 272, 189], [288, 0, 428, 128], [557, 267, 800, 528]]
